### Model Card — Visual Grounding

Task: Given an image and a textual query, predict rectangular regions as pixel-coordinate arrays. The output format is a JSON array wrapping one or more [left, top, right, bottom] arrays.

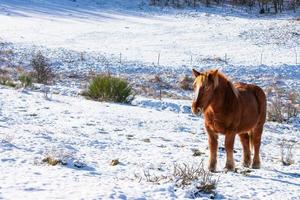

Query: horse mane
[[212, 70, 240, 115], [214, 71, 239, 98]]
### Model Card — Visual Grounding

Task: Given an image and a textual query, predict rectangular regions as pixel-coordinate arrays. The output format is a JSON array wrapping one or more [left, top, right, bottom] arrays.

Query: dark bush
[[179, 75, 193, 90], [31, 51, 54, 84], [267, 86, 299, 122]]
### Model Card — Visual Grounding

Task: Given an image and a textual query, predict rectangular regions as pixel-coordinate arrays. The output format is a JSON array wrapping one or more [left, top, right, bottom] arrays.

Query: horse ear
[[192, 68, 200, 78], [208, 69, 218, 79], [212, 69, 218, 76]]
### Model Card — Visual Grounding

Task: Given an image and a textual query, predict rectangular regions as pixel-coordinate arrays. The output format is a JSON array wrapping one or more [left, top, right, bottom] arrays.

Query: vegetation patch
[[110, 159, 120, 166], [30, 51, 55, 84], [267, 86, 299, 123], [85, 74, 134, 103], [19, 73, 33, 88], [279, 139, 296, 166]]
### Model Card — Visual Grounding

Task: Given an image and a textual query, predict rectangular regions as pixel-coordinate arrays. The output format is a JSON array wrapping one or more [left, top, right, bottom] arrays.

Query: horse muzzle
[[191, 102, 202, 116]]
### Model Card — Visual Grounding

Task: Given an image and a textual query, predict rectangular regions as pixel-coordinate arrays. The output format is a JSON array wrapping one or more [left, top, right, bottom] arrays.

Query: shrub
[[268, 94, 285, 122], [42, 156, 62, 166], [5, 81, 17, 88], [86, 75, 134, 103], [0, 75, 10, 85], [19, 73, 33, 88], [267, 86, 299, 122], [30, 51, 54, 84], [0, 75, 16, 88], [286, 91, 300, 119], [173, 160, 218, 190], [173, 161, 219, 198], [179, 75, 193, 90]]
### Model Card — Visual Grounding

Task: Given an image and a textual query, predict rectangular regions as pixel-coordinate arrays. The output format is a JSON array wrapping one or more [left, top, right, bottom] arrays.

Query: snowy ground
[[0, 0, 300, 199], [0, 0, 299, 98], [0, 87, 299, 199], [0, 0, 299, 67]]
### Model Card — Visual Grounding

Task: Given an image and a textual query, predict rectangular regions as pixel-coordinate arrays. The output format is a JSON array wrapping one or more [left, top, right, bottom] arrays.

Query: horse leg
[[239, 133, 251, 168], [225, 133, 236, 171], [251, 126, 263, 169], [206, 128, 218, 172]]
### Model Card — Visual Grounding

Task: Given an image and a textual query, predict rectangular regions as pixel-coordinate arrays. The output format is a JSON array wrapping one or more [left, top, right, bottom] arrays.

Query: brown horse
[[191, 69, 266, 172]]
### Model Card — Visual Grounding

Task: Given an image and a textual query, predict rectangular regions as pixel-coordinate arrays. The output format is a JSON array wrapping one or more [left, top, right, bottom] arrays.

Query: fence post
[[260, 50, 263, 65], [294, 48, 298, 65], [157, 52, 160, 66]]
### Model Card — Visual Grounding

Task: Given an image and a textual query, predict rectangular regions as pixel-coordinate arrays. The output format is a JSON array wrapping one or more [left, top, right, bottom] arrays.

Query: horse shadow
[[246, 170, 300, 187]]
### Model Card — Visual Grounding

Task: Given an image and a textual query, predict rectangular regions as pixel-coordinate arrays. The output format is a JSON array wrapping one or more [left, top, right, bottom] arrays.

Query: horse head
[[191, 69, 219, 115]]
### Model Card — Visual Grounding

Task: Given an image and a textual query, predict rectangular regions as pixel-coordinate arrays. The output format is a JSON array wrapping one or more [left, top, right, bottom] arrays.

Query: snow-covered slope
[[0, 0, 299, 67], [0, 87, 299, 199], [0, 0, 299, 199]]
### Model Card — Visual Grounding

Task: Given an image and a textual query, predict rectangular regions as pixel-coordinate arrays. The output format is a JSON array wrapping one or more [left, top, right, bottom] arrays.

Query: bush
[[0, 75, 10, 85], [5, 80, 17, 88], [268, 94, 285, 122], [267, 86, 299, 122], [173, 161, 218, 190], [0, 75, 16, 88], [31, 51, 54, 84], [178, 75, 193, 90], [86, 75, 134, 103], [173, 161, 219, 198], [19, 73, 33, 88]]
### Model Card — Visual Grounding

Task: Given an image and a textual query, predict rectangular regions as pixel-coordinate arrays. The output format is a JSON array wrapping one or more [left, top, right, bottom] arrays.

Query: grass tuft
[[85, 74, 134, 103]]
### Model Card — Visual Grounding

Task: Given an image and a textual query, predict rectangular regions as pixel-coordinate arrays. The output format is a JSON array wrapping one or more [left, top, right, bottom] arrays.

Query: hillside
[[0, 0, 299, 199]]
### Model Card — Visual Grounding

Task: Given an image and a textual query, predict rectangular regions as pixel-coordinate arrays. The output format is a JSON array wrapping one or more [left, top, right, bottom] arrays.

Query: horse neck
[[209, 77, 238, 113]]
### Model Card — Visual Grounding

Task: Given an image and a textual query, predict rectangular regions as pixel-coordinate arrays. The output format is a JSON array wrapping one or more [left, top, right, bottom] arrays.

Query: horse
[[191, 69, 266, 172]]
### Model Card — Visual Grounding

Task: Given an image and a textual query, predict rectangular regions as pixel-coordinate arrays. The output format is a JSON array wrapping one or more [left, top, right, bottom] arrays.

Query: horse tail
[[253, 86, 267, 127], [248, 132, 253, 152], [249, 86, 267, 152]]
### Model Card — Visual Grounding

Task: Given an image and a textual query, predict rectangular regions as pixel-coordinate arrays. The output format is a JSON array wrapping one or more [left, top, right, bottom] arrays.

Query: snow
[[0, 0, 299, 67], [0, 0, 300, 199], [0, 87, 299, 199]]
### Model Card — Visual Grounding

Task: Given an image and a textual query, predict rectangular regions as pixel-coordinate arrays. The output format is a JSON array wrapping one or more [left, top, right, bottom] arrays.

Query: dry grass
[[0, 75, 16, 88], [267, 85, 299, 123], [42, 156, 63, 166], [279, 139, 296, 166], [110, 159, 120, 166], [286, 91, 300, 119], [178, 75, 193, 90], [41, 147, 73, 166], [142, 170, 170, 184], [173, 160, 218, 191], [138, 161, 218, 192], [191, 148, 205, 157]]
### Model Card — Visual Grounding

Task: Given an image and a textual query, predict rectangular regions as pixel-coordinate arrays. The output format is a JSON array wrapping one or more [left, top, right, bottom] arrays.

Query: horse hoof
[[224, 166, 235, 172], [242, 162, 251, 168], [224, 162, 235, 172], [251, 164, 260, 169], [208, 167, 217, 172]]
